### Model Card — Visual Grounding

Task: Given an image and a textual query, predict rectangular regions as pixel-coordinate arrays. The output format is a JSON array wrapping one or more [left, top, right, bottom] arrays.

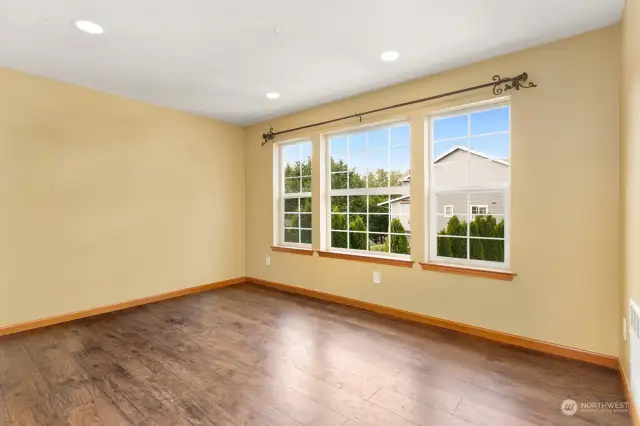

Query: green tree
[[284, 157, 312, 177], [331, 157, 348, 173], [301, 157, 312, 176], [284, 157, 312, 193], [331, 206, 347, 248], [332, 159, 406, 191], [437, 232, 453, 257], [349, 216, 367, 250], [330, 158, 365, 189], [437, 215, 505, 261], [389, 170, 404, 186], [300, 197, 312, 213], [444, 215, 467, 258], [349, 195, 367, 213], [469, 231, 485, 260], [389, 218, 410, 255], [367, 169, 388, 187]]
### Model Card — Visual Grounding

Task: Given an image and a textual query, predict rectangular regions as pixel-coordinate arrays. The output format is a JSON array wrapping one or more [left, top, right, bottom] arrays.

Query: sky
[[329, 125, 410, 172], [433, 106, 510, 159], [285, 105, 510, 173]]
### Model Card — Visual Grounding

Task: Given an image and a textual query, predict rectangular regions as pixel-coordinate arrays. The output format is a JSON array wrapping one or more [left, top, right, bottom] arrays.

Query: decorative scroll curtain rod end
[[492, 72, 537, 96], [262, 128, 275, 146]]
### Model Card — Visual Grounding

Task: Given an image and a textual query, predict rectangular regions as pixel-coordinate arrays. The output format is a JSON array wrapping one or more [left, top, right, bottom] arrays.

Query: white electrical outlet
[[624, 317, 628, 342], [266, 255, 271, 267], [373, 270, 381, 284]]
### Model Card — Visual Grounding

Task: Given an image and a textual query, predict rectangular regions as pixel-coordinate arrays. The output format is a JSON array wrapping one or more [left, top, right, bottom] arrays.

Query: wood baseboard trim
[[246, 276, 618, 369], [2, 275, 619, 371], [0, 277, 245, 337], [620, 360, 640, 426]]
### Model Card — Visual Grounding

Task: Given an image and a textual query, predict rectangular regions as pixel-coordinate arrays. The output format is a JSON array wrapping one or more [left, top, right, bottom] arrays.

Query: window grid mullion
[[387, 128, 391, 253], [298, 143, 302, 245], [347, 194, 350, 250], [366, 195, 370, 252], [466, 191, 470, 260], [281, 145, 285, 246], [365, 131, 369, 189], [467, 112, 471, 189], [434, 129, 509, 145], [346, 134, 350, 192]]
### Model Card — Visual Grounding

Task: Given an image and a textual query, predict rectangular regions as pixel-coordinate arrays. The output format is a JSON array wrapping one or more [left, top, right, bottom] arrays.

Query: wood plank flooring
[[0, 283, 631, 426]]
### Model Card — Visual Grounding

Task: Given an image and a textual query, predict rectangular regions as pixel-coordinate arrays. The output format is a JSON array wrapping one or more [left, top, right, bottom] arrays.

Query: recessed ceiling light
[[74, 20, 104, 35], [266, 92, 281, 99], [380, 50, 400, 62]]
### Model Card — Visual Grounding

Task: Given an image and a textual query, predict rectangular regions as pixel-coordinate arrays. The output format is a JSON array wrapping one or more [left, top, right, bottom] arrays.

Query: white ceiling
[[0, 0, 624, 125]]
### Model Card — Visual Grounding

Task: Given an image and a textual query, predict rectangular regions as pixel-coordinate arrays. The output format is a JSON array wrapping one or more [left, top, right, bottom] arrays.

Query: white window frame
[[278, 139, 312, 248], [325, 121, 411, 258], [443, 205, 454, 217], [428, 99, 511, 271]]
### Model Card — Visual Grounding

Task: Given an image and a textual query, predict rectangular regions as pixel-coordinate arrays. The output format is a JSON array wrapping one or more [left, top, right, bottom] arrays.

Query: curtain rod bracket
[[261, 127, 275, 146], [262, 72, 537, 146], [493, 72, 537, 95]]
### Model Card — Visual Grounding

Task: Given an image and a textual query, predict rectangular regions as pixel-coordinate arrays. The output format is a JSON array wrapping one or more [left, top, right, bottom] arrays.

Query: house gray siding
[[388, 149, 509, 232], [433, 150, 508, 231]]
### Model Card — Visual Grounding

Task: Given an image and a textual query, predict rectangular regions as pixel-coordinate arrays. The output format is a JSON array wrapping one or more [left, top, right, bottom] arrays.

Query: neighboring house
[[378, 171, 411, 231], [379, 147, 508, 232]]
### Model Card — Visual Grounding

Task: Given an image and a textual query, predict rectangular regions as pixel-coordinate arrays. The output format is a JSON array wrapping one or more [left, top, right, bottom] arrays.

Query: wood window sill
[[420, 262, 516, 281], [317, 251, 414, 268], [271, 246, 314, 256]]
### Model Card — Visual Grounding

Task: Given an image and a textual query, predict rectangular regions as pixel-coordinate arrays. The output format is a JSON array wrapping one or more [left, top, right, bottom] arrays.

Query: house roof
[[380, 148, 507, 206], [381, 148, 507, 206], [435, 146, 509, 165], [377, 195, 411, 207], [393, 148, 506, 187]]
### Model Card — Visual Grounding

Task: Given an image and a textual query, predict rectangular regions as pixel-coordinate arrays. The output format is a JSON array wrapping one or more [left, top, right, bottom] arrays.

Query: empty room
[[1, 0, 640, 425]]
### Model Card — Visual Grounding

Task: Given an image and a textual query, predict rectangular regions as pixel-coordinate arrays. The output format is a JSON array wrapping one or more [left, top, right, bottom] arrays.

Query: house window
[[279, 140, 312, 247], [471, 205, 488, 219], [328, 122, 411, 257], [429, 101, 510, 270]]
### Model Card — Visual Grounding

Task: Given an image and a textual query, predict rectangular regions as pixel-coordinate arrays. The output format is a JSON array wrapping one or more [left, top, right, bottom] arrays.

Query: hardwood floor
[[0, 283, 631, 426]]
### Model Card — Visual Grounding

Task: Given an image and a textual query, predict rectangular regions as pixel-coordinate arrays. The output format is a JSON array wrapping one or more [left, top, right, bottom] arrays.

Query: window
[[429, 101, 510, 270], [471, 205, 488, 219], [471, 205, 488, 215], [328, 122, 411, 257], [279, 140, 312, 247]]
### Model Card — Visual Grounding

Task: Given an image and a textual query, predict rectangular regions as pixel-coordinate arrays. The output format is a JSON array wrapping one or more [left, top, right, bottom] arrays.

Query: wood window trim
[[270, 246, 314, 256], [317, 250, 414, 268], [420, 262, 516, 281]]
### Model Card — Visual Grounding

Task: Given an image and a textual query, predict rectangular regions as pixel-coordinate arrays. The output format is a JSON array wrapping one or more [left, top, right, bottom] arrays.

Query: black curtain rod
[[261, 72, 536, 145]]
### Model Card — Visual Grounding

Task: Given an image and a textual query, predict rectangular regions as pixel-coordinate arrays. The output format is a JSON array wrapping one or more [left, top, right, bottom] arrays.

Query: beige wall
[[0, 68, 245, 327], [245, 26, 621, 356], [620, 0, 640, 375], [0, 25, 623, 358]]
